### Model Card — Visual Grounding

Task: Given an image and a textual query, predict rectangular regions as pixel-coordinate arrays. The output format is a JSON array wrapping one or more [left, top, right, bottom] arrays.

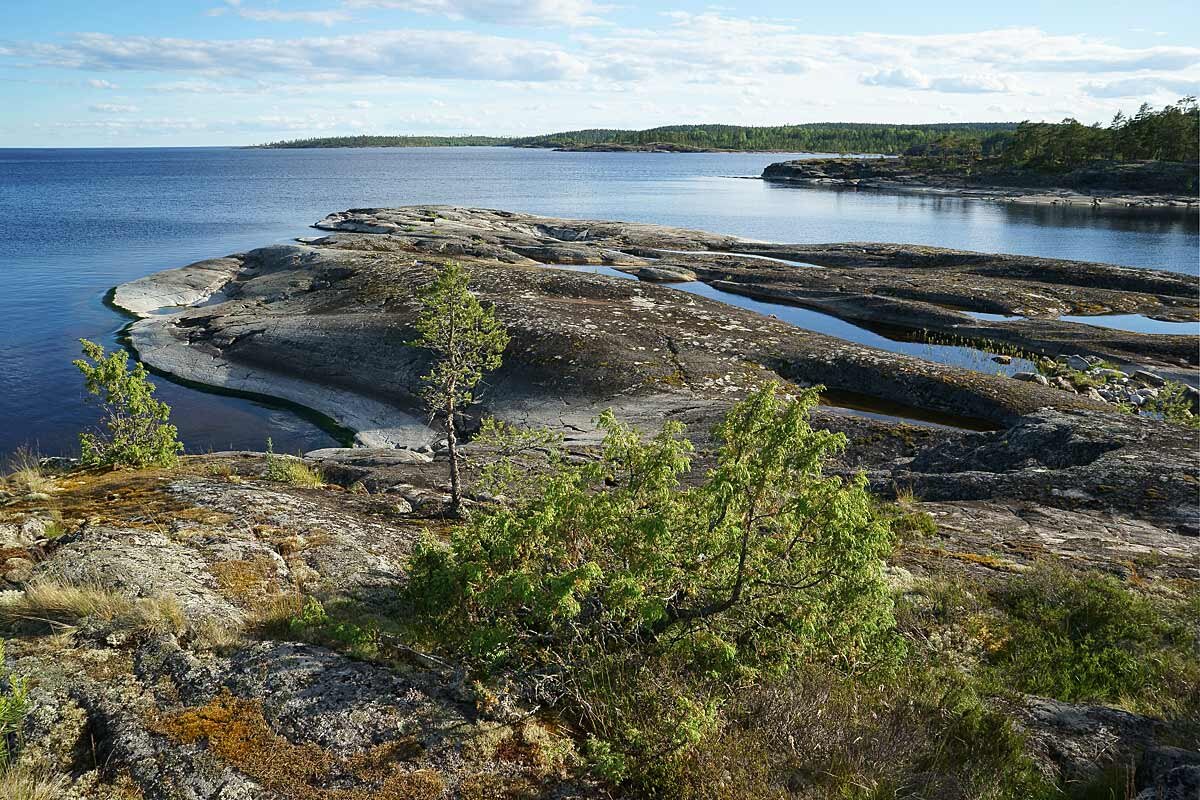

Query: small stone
[[1133, 370, 1166, 387], [991, 355, 1012, 365], [3, 557, 35, 584], [1066, 355, 1090, 371], [1012, 372, 1049, 386]]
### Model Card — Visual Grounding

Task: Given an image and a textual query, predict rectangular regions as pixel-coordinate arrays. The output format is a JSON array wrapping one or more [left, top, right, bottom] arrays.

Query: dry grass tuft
[[0, 763, 72, 800], [0, 580, 185, 633], [2, 448, 56, 497]]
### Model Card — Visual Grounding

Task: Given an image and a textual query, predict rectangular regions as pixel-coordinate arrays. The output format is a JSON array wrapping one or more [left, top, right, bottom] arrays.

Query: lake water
[[1, 146, 1196, 459]]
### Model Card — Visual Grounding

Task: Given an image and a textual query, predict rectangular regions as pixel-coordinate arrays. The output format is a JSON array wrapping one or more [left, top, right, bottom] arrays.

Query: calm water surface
[[1, 146, 1196, 458]]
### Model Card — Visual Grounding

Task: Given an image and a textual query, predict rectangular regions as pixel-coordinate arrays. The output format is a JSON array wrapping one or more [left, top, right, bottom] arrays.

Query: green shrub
[[1142, 380, 1200, 429], [281, 597, 377, 658], [73, 339, 182, 468], [402, 383, 902, 792], [406, 383, 899, 671]]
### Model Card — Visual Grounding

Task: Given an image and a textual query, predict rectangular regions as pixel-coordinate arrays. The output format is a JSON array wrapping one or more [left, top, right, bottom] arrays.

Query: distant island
[[254, 122, 1020, 154], [761, 98, 1199, 203]]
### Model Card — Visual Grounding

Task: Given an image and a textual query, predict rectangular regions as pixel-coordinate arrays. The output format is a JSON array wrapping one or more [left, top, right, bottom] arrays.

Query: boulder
[[633, 266, 698, 282]]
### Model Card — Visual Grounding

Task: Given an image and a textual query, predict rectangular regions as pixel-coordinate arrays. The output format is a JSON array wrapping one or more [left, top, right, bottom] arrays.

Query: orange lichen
[[210, 557, 287, 606], [152, 691, 444, 800]]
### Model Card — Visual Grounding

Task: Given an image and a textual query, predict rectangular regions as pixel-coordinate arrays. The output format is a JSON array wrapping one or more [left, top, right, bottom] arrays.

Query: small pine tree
[[410, 262, 509, 514], [73, 339, 182, 468]]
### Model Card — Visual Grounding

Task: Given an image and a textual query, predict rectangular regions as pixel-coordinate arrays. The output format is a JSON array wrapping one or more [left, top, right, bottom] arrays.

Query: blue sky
[[2, 0, 1197, 146]]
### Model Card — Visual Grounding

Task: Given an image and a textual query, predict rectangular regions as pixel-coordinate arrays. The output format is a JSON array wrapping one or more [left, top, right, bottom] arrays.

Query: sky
[[1, 0, 1198, 147]]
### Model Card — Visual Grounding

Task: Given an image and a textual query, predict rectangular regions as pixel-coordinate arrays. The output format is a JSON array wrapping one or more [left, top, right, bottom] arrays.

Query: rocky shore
[[762, 158, 1199, 208], [110, 207, 1200, 446], [1, 206, 1195, 798]]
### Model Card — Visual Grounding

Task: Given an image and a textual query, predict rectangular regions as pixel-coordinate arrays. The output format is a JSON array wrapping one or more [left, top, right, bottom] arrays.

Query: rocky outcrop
[[113, 205, 1200, 457], [762, 158, 1199, 207]]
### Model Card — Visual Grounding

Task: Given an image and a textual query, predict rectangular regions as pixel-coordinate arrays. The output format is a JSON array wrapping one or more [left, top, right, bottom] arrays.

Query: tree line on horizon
[[255, 123, 1020, 153], [905, 97, 1199, 170], [257, 99, 1198, 168]]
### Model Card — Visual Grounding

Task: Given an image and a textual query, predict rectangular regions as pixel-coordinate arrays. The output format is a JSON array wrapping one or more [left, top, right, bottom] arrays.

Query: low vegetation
[[0, 763, 71, 800], [1141, 380, 1200, 429], [0, 641, 30, 772], [0, 580, 185, 634], [264, 438, 324, 487], [73, 338, 182, 469], [986, 565, 1199, 718], [0, 448, 55, 500], [400, 384, 908, 794]]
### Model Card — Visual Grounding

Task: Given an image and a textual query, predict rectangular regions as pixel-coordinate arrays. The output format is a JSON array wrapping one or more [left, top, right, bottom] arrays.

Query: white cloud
[[7, 30, 586, 82], [349, 99, 372, 108], [86, 78, 118, 89], [88, 103, 139, 112], [207, 2, 350, 26], [1082, 76, 1199, 98], [344, 0, 605, 27], [860, 66, 928, 89], [928, 74, 1010, 94], [236, 8, 352, 26]]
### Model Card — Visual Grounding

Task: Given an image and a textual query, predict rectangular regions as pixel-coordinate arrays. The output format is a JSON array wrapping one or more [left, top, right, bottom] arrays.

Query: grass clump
[[0, 763, 71, 800], [1, 449, 54, 497], [264, 439, 324, 487], [0, 581, 185, 634], [265, 438, 324, 489]]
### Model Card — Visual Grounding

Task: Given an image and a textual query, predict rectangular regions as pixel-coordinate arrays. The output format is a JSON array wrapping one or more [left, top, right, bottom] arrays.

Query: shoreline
[[757, 174, 1198, 209], [759, 158, 1199, 210]]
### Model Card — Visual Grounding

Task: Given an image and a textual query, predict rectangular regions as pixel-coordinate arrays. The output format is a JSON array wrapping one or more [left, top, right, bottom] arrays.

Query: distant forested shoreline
[[254, 123, 1019, 154], [256, 135, 511, 148], [255, 99, 1199, 174]]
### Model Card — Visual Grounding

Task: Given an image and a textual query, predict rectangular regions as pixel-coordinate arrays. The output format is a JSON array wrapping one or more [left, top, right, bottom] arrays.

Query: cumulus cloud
[[5, 30, 586, 82], [860, 66, 928, 89], [343, 0, 605, 27]]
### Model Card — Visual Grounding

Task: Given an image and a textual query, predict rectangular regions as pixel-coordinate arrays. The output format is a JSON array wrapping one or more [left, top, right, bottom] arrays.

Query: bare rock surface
[[113, 206, 1149, 447]]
